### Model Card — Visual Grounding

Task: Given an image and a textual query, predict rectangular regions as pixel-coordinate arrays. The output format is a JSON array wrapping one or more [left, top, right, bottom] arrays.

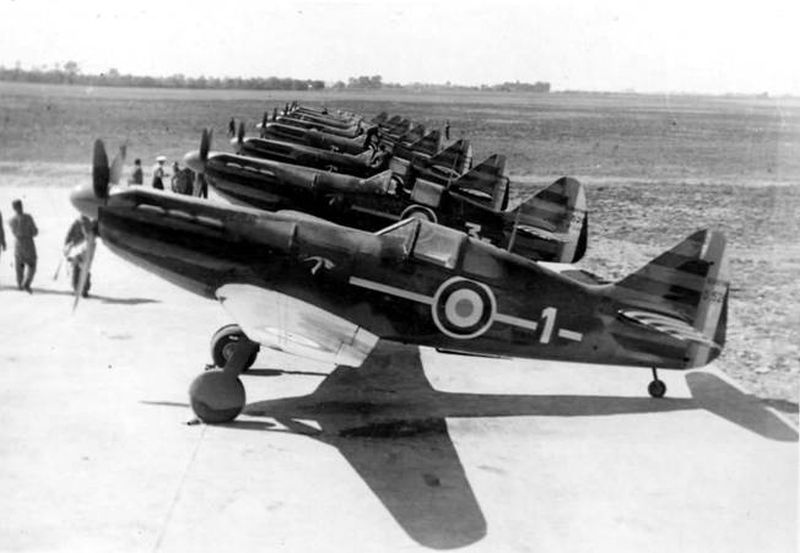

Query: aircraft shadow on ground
[[224, 340, 797, 550], [10, 286, 160, 305]]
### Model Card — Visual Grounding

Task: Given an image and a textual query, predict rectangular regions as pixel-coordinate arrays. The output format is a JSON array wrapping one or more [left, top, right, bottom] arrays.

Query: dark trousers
[[71, 262, 91, 296], [15, 257, 36, 290]]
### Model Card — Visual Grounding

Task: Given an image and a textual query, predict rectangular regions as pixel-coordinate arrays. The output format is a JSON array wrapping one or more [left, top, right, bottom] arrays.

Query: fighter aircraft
[[233, 124, 469, 188], [232, 123, 381, 178], [71, 140, 729, 425], [185, 130, 588, 263], [260, 122, 371, 154], [274, 114, 366, 138]]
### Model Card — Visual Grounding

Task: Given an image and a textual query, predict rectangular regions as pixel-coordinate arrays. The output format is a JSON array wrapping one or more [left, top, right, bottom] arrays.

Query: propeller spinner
[[184, 128, 213, 173]]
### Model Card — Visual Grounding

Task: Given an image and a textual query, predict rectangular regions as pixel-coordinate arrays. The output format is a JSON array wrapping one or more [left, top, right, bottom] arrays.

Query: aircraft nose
[[70, 183, 101, 220], [183, 151, 204, 173]]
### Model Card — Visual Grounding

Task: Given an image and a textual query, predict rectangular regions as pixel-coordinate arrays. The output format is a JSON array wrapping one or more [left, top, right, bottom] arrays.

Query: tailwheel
[[211, 324, 259, 371], [648, 367, 667, 398], [189, 369, 245, 423]]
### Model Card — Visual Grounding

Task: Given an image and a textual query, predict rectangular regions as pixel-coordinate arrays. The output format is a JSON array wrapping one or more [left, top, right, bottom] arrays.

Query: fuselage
[[91, 187, 697, 370], [276, 115, 363, 138], [232, 137, 378, 178], [187, 150, 535, 256], [262, 123, 368, 154]]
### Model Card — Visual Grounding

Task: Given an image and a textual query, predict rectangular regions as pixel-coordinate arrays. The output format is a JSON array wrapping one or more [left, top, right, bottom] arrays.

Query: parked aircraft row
[[69, 103, 730, 424]]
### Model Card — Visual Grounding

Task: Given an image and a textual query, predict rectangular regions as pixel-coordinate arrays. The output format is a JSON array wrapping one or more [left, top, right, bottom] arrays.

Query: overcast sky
[[0, 0, 797, 95]]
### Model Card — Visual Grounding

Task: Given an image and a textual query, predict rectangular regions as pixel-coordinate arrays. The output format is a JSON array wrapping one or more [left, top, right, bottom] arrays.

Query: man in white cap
[[151, 155, 167, 190]]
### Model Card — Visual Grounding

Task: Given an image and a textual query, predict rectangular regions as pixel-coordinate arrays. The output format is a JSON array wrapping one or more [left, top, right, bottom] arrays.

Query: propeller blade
[[200, 128, 212, 162], [92, 139, 110, 200], [237, 121, 245, 144], [72, 228, 97, 312], [109, 142, 128, 185]]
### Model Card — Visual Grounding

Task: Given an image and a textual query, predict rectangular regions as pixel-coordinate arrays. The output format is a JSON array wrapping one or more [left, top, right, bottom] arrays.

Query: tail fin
[[449, 154, 508, 210], [382, 114, 402, 128], [429, 139, 471, 174], [371, 111, 388, 125], [614, 230, 730, 368], [409, 129, 442, 157], [401, 124, 427, 144], [506, 177, 588, 262], [385, 118, 411, 138]]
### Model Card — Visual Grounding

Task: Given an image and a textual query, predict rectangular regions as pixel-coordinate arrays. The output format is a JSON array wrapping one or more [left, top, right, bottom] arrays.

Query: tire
[[400, 205, 437, 223], [210, 324, 259, 371], [648, 379, 667, 398]]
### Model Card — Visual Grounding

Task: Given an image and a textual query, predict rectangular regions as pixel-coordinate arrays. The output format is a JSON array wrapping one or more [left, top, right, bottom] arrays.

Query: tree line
[[0, 62, 325, 91], [0, 63, 550, 93]]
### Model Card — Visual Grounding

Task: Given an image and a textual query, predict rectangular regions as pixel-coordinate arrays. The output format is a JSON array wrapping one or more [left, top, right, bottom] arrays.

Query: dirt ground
[[0, 82, 797, 409]]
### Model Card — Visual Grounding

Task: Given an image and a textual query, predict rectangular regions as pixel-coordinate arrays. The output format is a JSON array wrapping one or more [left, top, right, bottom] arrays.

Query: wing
[[617, 309, 720, 349], [216, 284, 379, 366]]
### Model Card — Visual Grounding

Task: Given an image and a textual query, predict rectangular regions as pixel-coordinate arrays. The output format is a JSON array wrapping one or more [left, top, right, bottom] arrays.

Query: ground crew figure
[[172, 165, 193, 195], [170, 162, 181, 192], [228, 117, 236, 137], [152, 156, 167, 190], [9, 199, 38, 293], [272, 107, 278, 121], [64, 215, 92, 297], [445, 120, 450, 141], [128, 158, 143, 185], [0, 209, 6, 283]]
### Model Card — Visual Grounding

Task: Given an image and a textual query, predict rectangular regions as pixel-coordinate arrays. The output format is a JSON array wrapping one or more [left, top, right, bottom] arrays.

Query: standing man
[[9, 199, 38, 293], [228, 117, 236, 137], [64, 215, 92, 297], [151, 155, 167, 190], [0, 208, 6, 284], [444, 120, 451, 141], [128, 158, 144, 185]]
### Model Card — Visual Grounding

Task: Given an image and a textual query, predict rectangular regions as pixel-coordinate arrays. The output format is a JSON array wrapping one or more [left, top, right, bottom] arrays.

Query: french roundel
[[431, 277, 496, 339]]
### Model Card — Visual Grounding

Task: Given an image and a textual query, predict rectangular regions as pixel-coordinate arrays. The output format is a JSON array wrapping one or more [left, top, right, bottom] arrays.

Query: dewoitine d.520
[[70, 140, 729, 424]]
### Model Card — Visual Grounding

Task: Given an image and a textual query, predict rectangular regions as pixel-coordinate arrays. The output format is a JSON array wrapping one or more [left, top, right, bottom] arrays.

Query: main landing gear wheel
[[210, 324, 259, 371], [648, 367, 667, 398], [191, 335, 260, 423], [189, 370, 245, 423]]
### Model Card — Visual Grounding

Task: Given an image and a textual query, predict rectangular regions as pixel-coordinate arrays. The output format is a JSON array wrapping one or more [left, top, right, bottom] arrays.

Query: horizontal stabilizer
[[617, 309, 720, 349]]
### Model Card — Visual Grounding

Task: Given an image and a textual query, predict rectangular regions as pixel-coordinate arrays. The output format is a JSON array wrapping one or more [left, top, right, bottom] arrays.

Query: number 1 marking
[[540, 307, 557, 343]]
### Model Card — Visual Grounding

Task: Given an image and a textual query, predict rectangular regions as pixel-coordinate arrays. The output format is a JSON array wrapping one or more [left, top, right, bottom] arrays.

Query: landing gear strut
[[648, 367, 667, 398], [190, 330, 260, 423], [210, 324, 259, 372]]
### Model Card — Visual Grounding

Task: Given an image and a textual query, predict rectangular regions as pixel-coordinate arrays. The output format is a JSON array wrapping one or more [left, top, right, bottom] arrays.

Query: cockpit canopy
[[377, 218, 464, 269]]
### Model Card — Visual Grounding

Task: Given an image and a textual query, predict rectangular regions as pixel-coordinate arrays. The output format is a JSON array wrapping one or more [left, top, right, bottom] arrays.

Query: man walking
[[9, 199, 38, 292], [0, 209, 6, 284], [64, 215, 92, 297]]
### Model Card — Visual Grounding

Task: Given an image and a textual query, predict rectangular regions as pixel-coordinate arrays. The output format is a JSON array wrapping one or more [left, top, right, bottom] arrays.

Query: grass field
[[0, 81, 798, 407]]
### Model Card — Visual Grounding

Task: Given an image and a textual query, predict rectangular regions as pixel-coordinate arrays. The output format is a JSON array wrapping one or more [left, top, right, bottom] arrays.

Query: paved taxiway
[[0, 187, 797, 552]]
